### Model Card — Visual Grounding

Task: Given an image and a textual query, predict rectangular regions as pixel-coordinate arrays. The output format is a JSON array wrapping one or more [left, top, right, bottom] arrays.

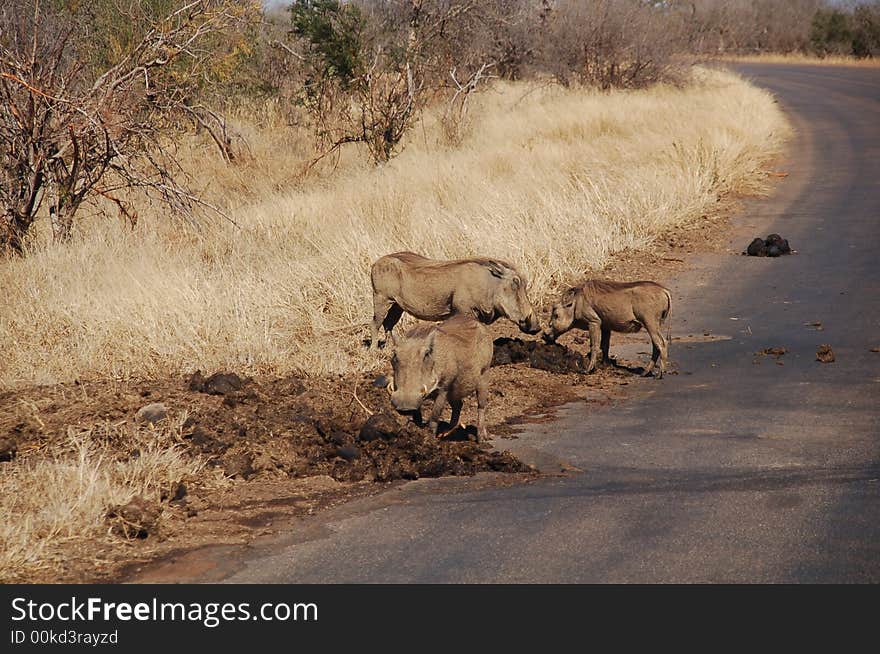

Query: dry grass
[[0, 66, 791, 387], [0, 418, 209, 582], [712, 53, 880, 67]]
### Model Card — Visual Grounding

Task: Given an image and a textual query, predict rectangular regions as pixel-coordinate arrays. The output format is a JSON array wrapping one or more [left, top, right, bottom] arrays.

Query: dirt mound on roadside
[[171, 372, 531, 484]]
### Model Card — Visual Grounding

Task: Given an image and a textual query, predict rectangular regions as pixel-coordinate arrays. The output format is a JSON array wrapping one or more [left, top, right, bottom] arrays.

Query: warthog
[[544, 280, 672, 378], [386, 315, 493, 441], [370, 252, 541, 348]]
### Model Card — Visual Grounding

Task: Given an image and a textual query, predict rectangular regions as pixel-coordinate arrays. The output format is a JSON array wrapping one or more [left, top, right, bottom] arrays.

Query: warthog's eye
[[565, 302, 574, 309]]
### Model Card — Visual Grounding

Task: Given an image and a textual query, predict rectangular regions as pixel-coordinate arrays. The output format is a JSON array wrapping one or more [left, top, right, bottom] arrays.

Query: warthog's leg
[[382, 304, 404, 346], [476, 378, 489, 442], [371, 295, 403, 349], [371, 294, 391, 349], [428, 389, 448, 435], [586, 320, 602, 372], [448, 398, 463, 432], [600, 326, 612, 367], [642, 320, 668, 378]]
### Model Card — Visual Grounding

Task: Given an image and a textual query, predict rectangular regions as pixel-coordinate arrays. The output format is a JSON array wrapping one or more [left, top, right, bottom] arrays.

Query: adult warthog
[[544, 280, 672, 378], [369, 252, 541, 348], [386, 315, 493, 441]]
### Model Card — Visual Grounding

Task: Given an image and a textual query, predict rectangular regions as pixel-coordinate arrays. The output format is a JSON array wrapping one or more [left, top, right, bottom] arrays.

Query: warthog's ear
[[423, 332, 436, 360], [485, 261, 506, 279]]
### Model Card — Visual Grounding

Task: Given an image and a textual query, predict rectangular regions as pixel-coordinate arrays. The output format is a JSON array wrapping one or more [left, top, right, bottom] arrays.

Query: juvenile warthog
[[386, 315, 493, 441], [544, 280, 672, 378], [370, 252, 541, 348]]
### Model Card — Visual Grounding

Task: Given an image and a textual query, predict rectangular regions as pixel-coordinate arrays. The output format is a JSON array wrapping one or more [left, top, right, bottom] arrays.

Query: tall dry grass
[[0, 67, 790, 388], [0, 420, 207, 582]]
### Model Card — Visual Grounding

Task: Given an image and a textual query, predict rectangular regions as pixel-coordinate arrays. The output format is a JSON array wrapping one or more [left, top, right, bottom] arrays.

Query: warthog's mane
[[390, 252, 519, 278], [577, 279, 667, 295], [403, 315, 480, 342], [403, 322, 438, 340]]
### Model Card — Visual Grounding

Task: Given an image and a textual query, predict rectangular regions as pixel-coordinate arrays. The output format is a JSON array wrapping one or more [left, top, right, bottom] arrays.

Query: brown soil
[[0, 205, 736, 583]]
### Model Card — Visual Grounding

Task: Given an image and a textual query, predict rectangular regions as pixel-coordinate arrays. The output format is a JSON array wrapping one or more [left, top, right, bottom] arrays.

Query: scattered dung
[[170, 483, 187, 502], [0, 436, 18, 462], [106, 496, 160, 539], [172, 372, 532, 484], [529, 343, 587, 374], [188, 371, 244, 395], [357, 413, 400, 442], [222, 451, 256, 479], [756, 347, 788, 358], [816, 344, 835, 363], [335, 445, 361, 461], [744, 233, 792, 257], [493, 338, 586, 374]]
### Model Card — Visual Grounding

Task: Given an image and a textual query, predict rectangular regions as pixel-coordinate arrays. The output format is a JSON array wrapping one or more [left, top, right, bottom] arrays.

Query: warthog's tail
[[661, 287, 672, 347]]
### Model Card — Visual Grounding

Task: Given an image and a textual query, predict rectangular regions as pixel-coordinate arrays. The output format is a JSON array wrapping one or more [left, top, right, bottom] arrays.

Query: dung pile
[[745, 233, 792, 257]]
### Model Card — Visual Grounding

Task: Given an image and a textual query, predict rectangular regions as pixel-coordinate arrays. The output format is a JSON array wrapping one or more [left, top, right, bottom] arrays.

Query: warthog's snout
[[520, 313, 542, 335], [390, 390, 425, 413], [541, 329, 558, 343]]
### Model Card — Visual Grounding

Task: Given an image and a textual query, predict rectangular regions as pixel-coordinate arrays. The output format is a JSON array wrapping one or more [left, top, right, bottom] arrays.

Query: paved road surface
[[218, 64, 880, 583]]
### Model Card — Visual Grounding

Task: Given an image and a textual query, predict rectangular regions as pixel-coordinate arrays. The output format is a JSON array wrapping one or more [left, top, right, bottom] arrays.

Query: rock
[[0, 436, 18, 462], [358, 413, 400, 442], [136, 402, 167, 425], [106, 496, 160, 539], [222, 451, 255, 479], [816, 344, 835, 363]]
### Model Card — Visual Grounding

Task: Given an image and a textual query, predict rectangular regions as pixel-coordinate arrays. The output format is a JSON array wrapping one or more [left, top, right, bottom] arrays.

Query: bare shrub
[[539, 0, 683, 89], [0, 0, 255, 254], [287, 1, 505, 163]]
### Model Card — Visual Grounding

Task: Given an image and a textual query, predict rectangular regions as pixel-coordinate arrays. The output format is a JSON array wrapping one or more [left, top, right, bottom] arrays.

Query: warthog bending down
[[544, 280, 672, 378], [370, 252, 541, 348], [386, 315, 493, 441]]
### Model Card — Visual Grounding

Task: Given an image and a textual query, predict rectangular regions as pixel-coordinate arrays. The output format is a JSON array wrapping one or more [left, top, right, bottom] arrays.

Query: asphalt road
[[223, 64, 880, 583]]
